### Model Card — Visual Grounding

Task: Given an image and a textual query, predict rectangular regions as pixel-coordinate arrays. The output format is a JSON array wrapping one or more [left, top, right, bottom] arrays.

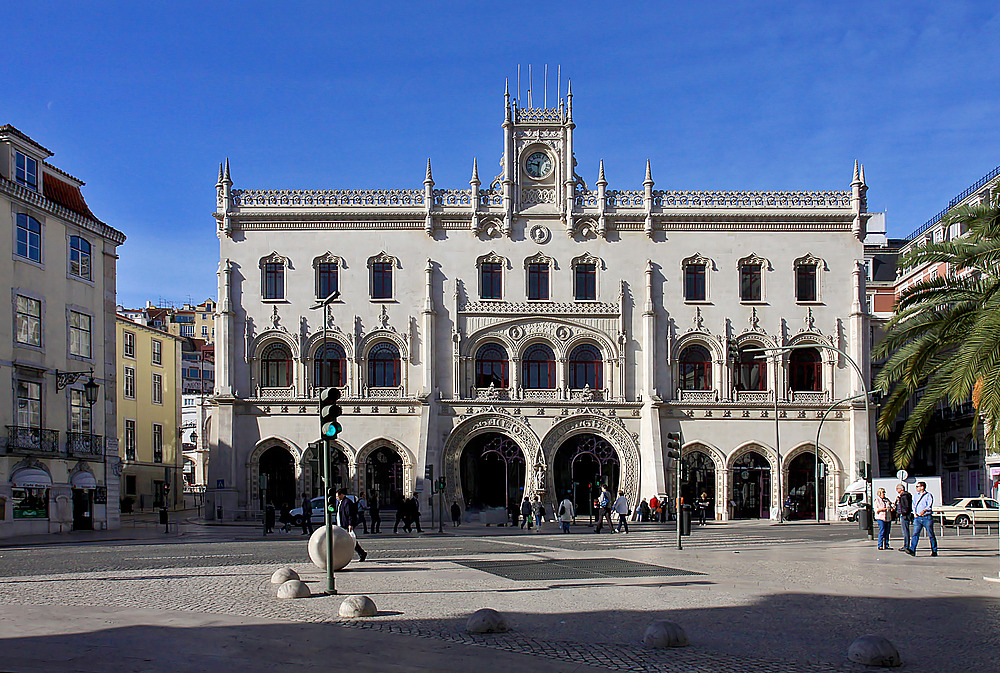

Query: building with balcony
[[116, 316, 183, 511], [0, 125, 126, 537], [877, 164, 1000, 501], [209, 79, 875, 523]]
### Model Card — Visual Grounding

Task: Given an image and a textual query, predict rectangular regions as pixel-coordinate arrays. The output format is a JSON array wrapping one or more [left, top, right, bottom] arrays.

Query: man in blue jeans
[[906, 481, 938, 557]]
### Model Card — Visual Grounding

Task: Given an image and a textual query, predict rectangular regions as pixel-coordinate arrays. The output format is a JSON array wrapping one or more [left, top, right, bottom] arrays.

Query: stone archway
[[541, 414, 640, 509], [355, 439, 414, 508], [783, 442, 841, 521], [247, 436, 303, 507], [442, 412, 542, 509], [300, 441, 352, 500], [727, 443, 777, 520]]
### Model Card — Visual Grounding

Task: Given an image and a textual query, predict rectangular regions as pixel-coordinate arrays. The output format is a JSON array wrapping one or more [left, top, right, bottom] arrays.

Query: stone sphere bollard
[[466, 608, 509, 634], [848, 635, 902, 667], [307, 526, 356, 571], [642, 620, 689, 648], [339, 595, 378, 618], [276, 579, 311, 599], [270, 567, 299, 584]]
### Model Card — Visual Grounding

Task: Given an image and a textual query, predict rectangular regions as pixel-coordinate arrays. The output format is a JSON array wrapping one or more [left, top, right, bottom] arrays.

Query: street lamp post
[[753, 344, 873, 537]]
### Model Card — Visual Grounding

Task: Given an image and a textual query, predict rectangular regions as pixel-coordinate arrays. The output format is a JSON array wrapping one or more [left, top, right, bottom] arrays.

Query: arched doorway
[[460, 432, 525, 510], [366, 446, 403, 509], [553, 434, 620, 518], [259, 446, 296, 508], [732, 451, 771, 519], [786, 452, 827, 520], [681, 451, 716, 510], [306, 443, 349, 499]]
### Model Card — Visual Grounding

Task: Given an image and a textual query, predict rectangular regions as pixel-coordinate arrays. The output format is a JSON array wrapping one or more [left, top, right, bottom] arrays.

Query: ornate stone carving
[[554, 325, 572, 341], [312, 252, 345, 269], [528, 224, 551, 244], [367, 251, 400, 269], [476, 251, 508, 268], [259, 251, 291, 269]]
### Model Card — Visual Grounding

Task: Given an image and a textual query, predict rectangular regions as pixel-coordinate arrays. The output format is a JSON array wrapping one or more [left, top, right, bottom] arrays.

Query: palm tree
[[875, 197, 1000, 469]]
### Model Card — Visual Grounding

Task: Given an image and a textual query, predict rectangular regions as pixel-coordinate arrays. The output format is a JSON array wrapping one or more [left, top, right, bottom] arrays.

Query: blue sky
[[5, 2, 999, 308]]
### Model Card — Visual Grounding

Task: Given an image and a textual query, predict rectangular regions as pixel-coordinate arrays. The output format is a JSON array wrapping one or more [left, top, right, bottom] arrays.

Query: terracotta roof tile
[[42, 173, 97, 220]]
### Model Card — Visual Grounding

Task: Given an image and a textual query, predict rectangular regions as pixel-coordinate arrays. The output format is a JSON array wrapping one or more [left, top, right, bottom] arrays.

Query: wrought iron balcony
[[5, 426, 60, 456], [67, 432, 104, 458]]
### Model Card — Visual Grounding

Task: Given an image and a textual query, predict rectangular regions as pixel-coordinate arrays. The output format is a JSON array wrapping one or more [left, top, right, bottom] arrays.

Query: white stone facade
[[209, 83, 874, 522]]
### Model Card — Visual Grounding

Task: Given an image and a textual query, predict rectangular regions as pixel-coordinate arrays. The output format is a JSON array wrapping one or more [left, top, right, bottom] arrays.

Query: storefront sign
[[94, 487, 108, 504]]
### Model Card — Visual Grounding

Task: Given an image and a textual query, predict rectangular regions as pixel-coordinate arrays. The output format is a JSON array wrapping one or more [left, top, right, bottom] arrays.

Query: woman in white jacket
[[613, 490, 630, 534], [558, 494, 575, 533]]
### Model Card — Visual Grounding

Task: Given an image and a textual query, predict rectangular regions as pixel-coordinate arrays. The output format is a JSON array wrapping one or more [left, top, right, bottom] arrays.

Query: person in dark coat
[[264, 503, 275, 534], [335, 488, 368, 562], [300, 493, 314, 534], [520, 497, 533, 529], [279, 502, 292, 533], [408, 493, 424, 533], [393, 492, 407, 533], [508, 501, 519, 528], [369, 494, 382, 534], [451, 501, 462, 527]]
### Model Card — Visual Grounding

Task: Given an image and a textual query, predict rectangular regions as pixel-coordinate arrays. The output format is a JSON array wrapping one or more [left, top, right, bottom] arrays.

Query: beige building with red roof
[[0, 124, 126, 537]]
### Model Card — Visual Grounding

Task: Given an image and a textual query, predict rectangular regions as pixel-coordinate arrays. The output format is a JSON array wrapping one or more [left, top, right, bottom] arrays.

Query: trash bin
[[857, 506, 871, 531], [159, 508, 169, 525], [216, 505, 223, 520], [680, 504, 692, 536]]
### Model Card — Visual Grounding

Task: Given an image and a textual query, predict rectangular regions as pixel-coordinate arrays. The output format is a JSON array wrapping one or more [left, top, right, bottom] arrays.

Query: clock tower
[[499, 78, 580, 237]]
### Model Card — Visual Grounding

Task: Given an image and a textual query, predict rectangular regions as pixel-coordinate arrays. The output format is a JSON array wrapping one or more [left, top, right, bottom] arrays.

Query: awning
[[71, 471, 98, 490], [10, 468, 53, 489]]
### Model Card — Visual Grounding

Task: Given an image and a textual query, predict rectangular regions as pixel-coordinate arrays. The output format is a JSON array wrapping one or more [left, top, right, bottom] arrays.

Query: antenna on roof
[[517, 65, 521, 106], [527, 64, 532, 108], [544, 64, 548, 109], [557, 65, 561, 111]]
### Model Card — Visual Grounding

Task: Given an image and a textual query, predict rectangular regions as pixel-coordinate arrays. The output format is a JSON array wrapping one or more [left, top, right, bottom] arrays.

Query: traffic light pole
[[676, 429, 683, 551], [323, 438, 336, 595]]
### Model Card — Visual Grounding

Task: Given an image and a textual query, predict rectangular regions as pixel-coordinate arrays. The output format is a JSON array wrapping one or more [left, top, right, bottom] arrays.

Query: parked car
[[288, 497, 330, 526], [935, 498, 999, 528]]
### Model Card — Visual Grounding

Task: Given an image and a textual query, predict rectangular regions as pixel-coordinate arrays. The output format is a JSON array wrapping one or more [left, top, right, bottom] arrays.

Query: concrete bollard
[[847, 635, 902, 667], [466, 608, 509, 634], [642, 620, 689, 648], [307, 526, 356, 572], [276, 579, 311, 599], [339, 595, 378, 618], [270, 567, 300, 584]]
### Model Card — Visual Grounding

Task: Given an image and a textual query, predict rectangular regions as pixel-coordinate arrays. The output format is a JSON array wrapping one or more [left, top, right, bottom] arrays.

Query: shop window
[[13, 488, 48, 519]]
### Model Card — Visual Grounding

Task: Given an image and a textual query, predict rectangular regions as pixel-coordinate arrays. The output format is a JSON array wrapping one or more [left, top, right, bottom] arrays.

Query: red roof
[[43, 173, 97, 220]]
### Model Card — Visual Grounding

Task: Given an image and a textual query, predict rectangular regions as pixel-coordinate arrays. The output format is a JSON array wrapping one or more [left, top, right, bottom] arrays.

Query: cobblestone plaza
[[1, 521, 997, 672]]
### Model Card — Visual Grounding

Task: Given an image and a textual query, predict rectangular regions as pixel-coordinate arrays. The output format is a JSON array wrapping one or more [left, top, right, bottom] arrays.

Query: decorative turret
[[469, 159, 480, 233], [850, 159, 868, 240], [596, 160, 608, 237], [217, 158, 234, 237], [566, 78, 573, 122], [424, 158, 434, 236], [643, 160, 654, 238], [504, 79, 512, 124]]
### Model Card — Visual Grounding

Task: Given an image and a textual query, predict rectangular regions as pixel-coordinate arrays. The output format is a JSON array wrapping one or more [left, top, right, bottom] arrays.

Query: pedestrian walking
[[531, 495, 545, 532], [335, 488, 368, 562], [392, 492, 406, 534], [508, 501, 519, 528], [520, 497, 532, 529], [356, 494, 369, 534], [594, 486, 615, 533], [894, 484, 912, 551], [369, 495, 382, 534], [874, 487, 892, 550], [613, 489, 630, 533], [279, 502, 292, 533], [411, 493, 424, 533], [696, 492, 711, 525], [638, 499, 650, 522], [300, 493, 314, 535], [649, 495, 660, 522], [558, 493, 575, 533], [451, 501, 462, 527], [264, 502, 275, 534], [906, 481, 938, 557]]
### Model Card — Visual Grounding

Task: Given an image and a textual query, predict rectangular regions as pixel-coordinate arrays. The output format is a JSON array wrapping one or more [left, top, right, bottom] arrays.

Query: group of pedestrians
[[873, 481, 938, 556]]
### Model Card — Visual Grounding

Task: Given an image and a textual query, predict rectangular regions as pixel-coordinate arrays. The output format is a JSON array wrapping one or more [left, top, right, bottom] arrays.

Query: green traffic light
[[322, 422, 342, 438]]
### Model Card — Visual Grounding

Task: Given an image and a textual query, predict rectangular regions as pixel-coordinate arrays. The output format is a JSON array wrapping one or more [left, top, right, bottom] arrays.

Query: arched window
[[736, 346, 767, 391], [568, 344, 603, 389], [314, 342, 347, 388], [679, 345, 712, 390], [261, 343, 292, 388], [475, 343, 509, 388], [789, 348, 822, 391], [522, 344, 556, 389], [368, 342, 401, 387]]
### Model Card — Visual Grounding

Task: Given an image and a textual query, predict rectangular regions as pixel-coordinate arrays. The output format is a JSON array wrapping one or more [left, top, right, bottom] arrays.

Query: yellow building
[[116, 317, 183, 511]]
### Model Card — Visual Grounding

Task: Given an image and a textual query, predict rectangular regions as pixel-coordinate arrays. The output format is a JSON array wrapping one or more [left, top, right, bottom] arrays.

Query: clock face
[[525, 151, 553, 179]]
